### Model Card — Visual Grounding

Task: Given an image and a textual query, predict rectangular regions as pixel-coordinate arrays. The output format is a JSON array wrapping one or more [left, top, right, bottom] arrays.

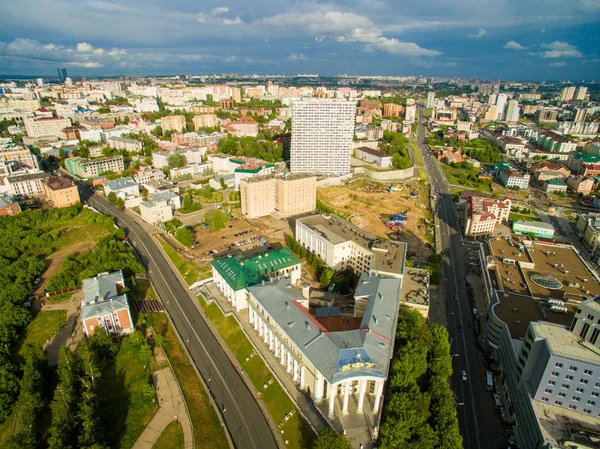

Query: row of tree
[[285, 234, 334, 288], [217, 135, 284, 162], [380, 132, 413, 170], [379, 308, 463, 449]]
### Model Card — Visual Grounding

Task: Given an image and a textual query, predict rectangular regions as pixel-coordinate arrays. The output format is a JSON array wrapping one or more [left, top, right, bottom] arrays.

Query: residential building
[[354, 147, 392, 168], [538, 132, 577, 154], [499, 136, 526, 158], [81, 271, 134, 337], [295, 214, 406, 277], [355, 125, 383, 140], [0, 195, 20, 215], [139, 197, 174, 224], [505, 100, 520, 124], [152, 147, 206, 169], [383, 103, 403, 117], [23, 117, 71, 139], [211, 248, 302, 311], [43, 176, 80, 207], [530, 161, 571, 182], [538, 109, 558, 123], [568, 154, 600, 177], [567, 176, 595, 195], [499, 168, 531, 189], [512, 220, 555, 239], [405, 105, 416, 122], [484, 106, 499, 121], [426, 91, 435, 109], [240, 173, 316, 219], [543, 179, 568, 193], [65, 156, 124, 178], [290, 98, 355, 176], [570, 296, 600, 348], [192, 114, 218, 130], [104, 177, 140, 199], [561, 86, 576, 102], [0, 142, 39, 170], [161, 115, 186, 133], [106, 136, 142, 152], [575, 86, 588, 101], [574, 108, 587, 123], [496, 94, 508, 120], [5, 172, 49, 196], [0, 98, 41, 112], [225, 116, 258, 137], [463, 193, 512, 237]]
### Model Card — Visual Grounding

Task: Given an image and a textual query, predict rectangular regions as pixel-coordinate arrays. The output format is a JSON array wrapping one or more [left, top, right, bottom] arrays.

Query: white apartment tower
[[290, 98, 355, 175], [575, 86, 588, 101], [495, 94, 508, 121], [505, 100, 520, 124], [560, 86, 576, 102], [426, 91, 436, 109]]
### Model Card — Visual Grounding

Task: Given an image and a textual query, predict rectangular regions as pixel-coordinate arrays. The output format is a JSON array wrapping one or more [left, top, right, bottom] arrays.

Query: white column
[[258, 317, 263, 336], [373, 380, 384, 413], [249, 308, 254, 325], [315, 373, 324, 401], [328, 383, 336, 417], [253, 312, 259, 331], [269, 329, 274, 351], [342, 381, 351, 414], [287, 351, 293, 373], [300, 365, 305, 389], [293, 359, 299, 382], [263, 323, 269, 344], [280, 343, 286, 364], [357, 379, 367, 412], [274, 337, 280, 357]]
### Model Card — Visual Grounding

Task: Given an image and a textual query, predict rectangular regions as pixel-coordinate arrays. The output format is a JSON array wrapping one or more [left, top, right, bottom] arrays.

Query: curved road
[[80, 186, 279, 449]]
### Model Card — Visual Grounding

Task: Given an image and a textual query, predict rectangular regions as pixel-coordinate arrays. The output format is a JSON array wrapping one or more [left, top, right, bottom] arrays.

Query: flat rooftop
[[492, 292, 575, 339], [400, 267, 429, 306], [298, 214, 378, 249], [532, 322, 600, 366], [44, 176, 74, 190]]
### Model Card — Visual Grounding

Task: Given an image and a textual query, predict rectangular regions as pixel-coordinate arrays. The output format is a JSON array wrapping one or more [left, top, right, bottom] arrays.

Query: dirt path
[[35, 242, 95, 294]]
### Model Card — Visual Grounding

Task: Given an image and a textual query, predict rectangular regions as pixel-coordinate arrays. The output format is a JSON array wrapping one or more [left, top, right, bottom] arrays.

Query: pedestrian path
[[132, 367, 194, 449]]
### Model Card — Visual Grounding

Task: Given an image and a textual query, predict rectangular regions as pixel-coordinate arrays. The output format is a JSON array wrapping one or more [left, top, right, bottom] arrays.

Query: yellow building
[[161, 115, 186, 133], [240, 174, 316, 219], [192, 114, 218, 130], [43, 176, 80, 208]]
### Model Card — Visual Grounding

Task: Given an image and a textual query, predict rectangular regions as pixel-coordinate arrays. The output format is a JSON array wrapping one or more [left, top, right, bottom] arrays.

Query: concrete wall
[[353, 165, 415, 181]]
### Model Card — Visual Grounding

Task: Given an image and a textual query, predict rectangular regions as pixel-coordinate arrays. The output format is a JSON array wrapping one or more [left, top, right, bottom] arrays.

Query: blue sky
[[1, 0, 599, 80]]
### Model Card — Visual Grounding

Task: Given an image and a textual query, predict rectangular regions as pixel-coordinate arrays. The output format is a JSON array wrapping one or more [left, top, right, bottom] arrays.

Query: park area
[[317, 180, 434, 259]]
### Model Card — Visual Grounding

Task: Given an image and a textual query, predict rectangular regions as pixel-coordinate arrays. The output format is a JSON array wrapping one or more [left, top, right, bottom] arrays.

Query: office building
[[570, 296, 600, 348], [405, 105, 416, 122], [23, 117, 71, 139], [5, 172, 49, 196], [290, 98, 355, 176], [499, 168, 530, 189], [81, 271, 134, 337], [57, 68, 68, 83], [561, 87, 576, 102], [161, 115, 186, 133], [462, 193, 512, 237], [240, 173, 316, 219], [426, 91, 436, 109], [43, 176, 80, 208], [496, 94, 508, 120], [65, 156, 124, 178], [505, 100, 520, 124]]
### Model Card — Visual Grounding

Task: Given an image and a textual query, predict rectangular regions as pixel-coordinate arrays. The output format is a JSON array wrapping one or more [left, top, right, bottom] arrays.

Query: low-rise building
[[133, 168, 164, 185], [499, 136, 526, 158], [567, 176, 595, 195], [499, 168, 530, 189], [211, 248, 302, 311], [81, 271, 134, 337], [106, 136, 142, 152], [354, 147, 392, 168], [43, 176, 80, 207], [65, 156, 124, 178], [0, 141, 39, 170], [225, 116, 258, 137], [355, 125, 383, 140], [104, 177, 140, 199], [543, 179, 568, 193], [530, 161, 571, 182], [240, 173, 316, 219], [0, 195, 20, 215], [463, 193, 512, 237], [5, 172, 49, 196], [139, 191, 181, 224], [512, 220, 555, 239], [568, 153, 600, 177], [538, 131, 577, 154]]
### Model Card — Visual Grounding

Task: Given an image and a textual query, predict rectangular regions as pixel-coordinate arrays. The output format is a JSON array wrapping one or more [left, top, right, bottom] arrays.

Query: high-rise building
[[36, 78, 44, 87], [495, 94, 508, 120], [290, 98, 355, 175], [575, 86, 588, 101], [488, 94, 497, 106], [57, 68, 68, 83], [560, 86, 576, 102], [405, 105, 416, 122], [161, 115, 186, 133], [505, 100, 520, 124], [426, 91, 436, 109], [574, 108, 587, 123]]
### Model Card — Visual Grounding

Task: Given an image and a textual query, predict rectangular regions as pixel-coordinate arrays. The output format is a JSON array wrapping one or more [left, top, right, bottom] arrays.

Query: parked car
[[461, 370, 468, 381]]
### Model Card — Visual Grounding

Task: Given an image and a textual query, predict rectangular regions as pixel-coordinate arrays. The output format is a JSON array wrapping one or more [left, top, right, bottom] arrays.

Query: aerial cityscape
[[1, 2, 600, 449]]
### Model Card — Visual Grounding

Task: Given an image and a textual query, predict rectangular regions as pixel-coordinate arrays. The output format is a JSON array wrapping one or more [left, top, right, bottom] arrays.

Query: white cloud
[[579, 0, 600, 12], [550, 61, 567, 67], [259, 10, 441, 57], [468, 28, 487, 38], [288, 53, 307, 60], [76, 42, 94, 52], [211, 7, 229, 16], [504, 40, 526, 50], [540, 41, 583, 58], [222, 16, 243, 25], [67, 61, 104, 68], [197, 13, 206, 23]]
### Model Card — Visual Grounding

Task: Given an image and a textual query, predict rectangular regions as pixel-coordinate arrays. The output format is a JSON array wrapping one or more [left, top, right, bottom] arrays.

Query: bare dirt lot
[[317, 180, 434, 259]]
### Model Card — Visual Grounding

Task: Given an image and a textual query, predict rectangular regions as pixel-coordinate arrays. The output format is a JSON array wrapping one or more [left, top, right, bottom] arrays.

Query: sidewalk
[[132, 366, 194, 449]]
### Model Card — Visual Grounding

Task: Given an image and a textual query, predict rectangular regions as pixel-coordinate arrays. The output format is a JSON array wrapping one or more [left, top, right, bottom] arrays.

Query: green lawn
[[199, 298, 316, 449], [156, 236, 212, 285], [51, 209, 114, 252], [440, 164, 492, 192], [98, 335, 158, 449], [146, 313, 228, 449], [418, 169, 428, 180], [15, 309, 66, 357], [411, 142, 424, 166], [46, 292, 73, 304], [509, 213, 542, 223], [153, 421, 184, 449], [0, 409, 16, 447]]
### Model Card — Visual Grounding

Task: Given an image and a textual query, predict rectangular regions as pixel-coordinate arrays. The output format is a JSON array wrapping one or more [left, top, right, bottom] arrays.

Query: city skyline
[[1, 0, 600, 80]]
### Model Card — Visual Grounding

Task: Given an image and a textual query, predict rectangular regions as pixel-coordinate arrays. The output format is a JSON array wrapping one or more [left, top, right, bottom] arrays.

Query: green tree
[[48, 348, 80, 449], [167, 153, 187, 169], [319, 269, 334, 288], [151, 126, 163, 137], [0, 346, 20, 423], [312, 428, 351, 449], [174, 227, 195, 247], [205, 209, 228, 231], [220, 177, 227, 190]]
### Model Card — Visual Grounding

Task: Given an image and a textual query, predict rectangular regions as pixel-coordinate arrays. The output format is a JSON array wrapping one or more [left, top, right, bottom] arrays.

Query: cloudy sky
[[1, 0, 599, 79]]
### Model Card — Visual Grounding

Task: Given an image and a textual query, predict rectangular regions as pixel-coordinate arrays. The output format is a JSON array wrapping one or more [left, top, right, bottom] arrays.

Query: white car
[[461, 370, 468, 382]]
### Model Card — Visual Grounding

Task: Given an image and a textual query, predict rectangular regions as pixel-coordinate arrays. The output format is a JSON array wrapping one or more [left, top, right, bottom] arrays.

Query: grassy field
[[410, 142, 424, 166], [98, 335, 158, 449], [146, 313, 229, 449], [418, 169, 428, 180], [15, 309, 66, 357], [45, 292, 73, 304], [509, 213, 542, 223], [153, 421, 184, 449], [156, 236, 212, 285], [199, 298, 316, 449], [440, 164, 492, 192]]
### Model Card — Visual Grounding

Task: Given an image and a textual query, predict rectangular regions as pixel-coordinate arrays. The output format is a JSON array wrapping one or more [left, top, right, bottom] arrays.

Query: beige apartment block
[[240, 174, 316, 219], [24, 117, 71, 138], [43, 176, 80, 208], [161, 115, 186, 133], [192, 114, 218, 130]]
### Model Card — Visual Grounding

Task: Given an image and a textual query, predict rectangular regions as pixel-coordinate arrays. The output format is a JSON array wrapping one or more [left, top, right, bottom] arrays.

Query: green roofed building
[[211, 247, 301, 311]]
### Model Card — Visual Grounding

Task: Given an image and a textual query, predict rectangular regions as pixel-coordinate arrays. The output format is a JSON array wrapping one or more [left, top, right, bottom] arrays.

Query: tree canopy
[[217, 135, 283, 162]]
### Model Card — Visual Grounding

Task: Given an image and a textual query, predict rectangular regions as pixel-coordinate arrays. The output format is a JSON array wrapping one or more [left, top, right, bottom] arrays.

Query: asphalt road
[[79, 185, 279, 449], [416, 106, 506, 449]]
